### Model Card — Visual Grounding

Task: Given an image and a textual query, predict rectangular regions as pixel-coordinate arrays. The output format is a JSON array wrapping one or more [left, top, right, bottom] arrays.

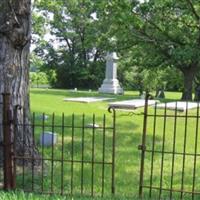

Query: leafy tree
[[119, 61, 183, 96], [96, 0, 200, 100], [33, 0, 106, 89], [30, 72, 49, 87]]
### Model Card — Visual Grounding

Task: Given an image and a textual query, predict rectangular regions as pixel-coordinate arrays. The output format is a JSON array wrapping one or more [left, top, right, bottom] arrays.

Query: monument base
[[98, 79, 123, 94]]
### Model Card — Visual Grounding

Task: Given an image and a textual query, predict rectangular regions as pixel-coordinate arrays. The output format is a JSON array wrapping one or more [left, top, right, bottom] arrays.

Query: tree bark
[[0, 0, 39, 163], [181, 65, 197, 101]]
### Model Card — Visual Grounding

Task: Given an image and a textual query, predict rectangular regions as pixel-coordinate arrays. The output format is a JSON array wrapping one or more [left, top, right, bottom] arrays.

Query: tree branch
[[64, 37, 72, 51], [185, 0, 200, 22], [132, 11, 185, 46], [184, 0, 200, 46]]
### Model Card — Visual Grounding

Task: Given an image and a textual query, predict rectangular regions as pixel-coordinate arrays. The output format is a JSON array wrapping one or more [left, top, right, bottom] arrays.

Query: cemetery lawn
[[7, 88, 198, 199]]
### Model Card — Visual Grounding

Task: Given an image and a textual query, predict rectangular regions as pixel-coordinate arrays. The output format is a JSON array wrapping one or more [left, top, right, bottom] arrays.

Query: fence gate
[[139, 95, 200, 199], [0, 93, 116, 197]]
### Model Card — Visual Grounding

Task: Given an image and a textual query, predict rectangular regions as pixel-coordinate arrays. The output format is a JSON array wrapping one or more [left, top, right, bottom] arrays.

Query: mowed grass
[[2, 88, 200, 199], [29, 88, 142, 198]]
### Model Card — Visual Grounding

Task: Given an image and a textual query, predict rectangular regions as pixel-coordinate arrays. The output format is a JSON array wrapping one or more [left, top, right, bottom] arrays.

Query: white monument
[[98, 52, 123, 94]]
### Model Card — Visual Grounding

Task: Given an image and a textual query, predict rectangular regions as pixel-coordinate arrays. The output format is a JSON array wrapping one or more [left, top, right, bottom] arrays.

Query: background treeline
[[31, 0, 200, 100]]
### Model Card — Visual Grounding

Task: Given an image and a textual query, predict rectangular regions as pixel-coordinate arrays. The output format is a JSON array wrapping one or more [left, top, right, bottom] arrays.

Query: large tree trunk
[[181, 66, 197, 101], [0, 0, 39, 162]]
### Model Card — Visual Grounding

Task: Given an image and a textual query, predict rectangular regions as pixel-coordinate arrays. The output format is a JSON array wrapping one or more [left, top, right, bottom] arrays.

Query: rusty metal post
[[139, 93, 149, 198], [2, 93, 15, 190]]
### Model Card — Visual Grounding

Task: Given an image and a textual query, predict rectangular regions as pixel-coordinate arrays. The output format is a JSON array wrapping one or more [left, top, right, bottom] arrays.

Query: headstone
[[156, 89, 165, 98], [63, 97, 114, 103], [38, 114, 48, 120], [40, 131, 57, 146], [98, 52, 123, 94], [86, 123, 100, 128], [140, 92, 146, 99], [194, 85, 200, 101], [109, 99, 159, 110], [156, 102, 199, 112]]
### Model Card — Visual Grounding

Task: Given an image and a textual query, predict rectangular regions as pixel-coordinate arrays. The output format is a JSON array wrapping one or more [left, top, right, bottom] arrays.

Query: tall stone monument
[[99, 52, 123, 94]]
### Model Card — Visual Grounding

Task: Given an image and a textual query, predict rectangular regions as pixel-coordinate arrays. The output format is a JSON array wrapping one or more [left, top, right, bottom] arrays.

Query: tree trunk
[[181, 66, 197, 101], [0, 0, 39, 163]]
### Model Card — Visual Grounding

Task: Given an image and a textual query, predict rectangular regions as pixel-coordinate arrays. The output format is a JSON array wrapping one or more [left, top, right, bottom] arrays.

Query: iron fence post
[[2, 93, 15, 190], [139, 93, 149, 198], [108, 106, 116, 195]]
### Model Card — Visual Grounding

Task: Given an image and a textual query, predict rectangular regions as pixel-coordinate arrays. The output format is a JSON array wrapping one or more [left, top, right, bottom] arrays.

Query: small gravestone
[[194, 85, 200, 101], [140, 92, 146, 99], [109, 99, 159, 110], [157, 89, 165, 98], [63, 97, 114, 103], [156, 102, 199, 112], [38, 114, 48, 120], [40, 131, 57, 146], [86, 123, 100, 128]]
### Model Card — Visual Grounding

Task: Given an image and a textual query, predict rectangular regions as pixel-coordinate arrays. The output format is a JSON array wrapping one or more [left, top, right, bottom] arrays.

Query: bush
[[30, 72, 49, 86]]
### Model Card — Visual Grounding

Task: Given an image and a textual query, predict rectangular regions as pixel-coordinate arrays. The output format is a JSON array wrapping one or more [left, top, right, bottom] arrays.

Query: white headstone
[[98, 52, 123, 94], [40, 131, 57, 146], [109, 99, 159, 109], [156, 102, 199, 112]]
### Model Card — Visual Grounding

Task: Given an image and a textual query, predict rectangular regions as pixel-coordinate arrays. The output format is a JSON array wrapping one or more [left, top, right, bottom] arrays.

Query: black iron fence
[[0, 93, 116, 197], [139, 95, 200, 199]]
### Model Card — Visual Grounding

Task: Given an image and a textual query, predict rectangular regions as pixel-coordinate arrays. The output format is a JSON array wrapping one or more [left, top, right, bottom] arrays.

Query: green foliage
[[32, 0, 106, 89], [30, 72, 49, 86], [31, 0, 200, 98], [96, 0, 200, 100], [118, 55, 183, 93]]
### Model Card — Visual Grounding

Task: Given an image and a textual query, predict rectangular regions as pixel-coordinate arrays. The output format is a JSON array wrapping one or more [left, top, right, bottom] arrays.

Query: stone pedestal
[[99, 52, 123, 94]]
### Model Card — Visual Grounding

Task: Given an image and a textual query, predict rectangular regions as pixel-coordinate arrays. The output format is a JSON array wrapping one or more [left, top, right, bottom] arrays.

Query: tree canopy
[[96, 0, 200, 100], [32, 0, 200, 100], [32, 0, 108, 89]]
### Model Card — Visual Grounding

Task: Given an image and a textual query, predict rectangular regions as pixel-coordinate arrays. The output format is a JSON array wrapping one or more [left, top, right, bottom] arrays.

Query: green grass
[[0, 191, 134, 200], [2, 88, 200, 199]]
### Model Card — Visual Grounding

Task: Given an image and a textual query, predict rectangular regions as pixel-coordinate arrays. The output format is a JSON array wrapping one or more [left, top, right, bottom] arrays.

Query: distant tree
[[30, 72, 49, 87], [118, 50, 183, 95], [33, 0, 106, 89]]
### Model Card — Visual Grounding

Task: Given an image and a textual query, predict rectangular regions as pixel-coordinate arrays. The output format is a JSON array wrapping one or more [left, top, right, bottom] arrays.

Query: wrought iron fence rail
[[142, 185, 200, 195], [14, 156, 113, 165], [0, 123, 114, 130], [145, 149, 200, 157], [21, 189, 106, 197], [146, 114, 200, 118]]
